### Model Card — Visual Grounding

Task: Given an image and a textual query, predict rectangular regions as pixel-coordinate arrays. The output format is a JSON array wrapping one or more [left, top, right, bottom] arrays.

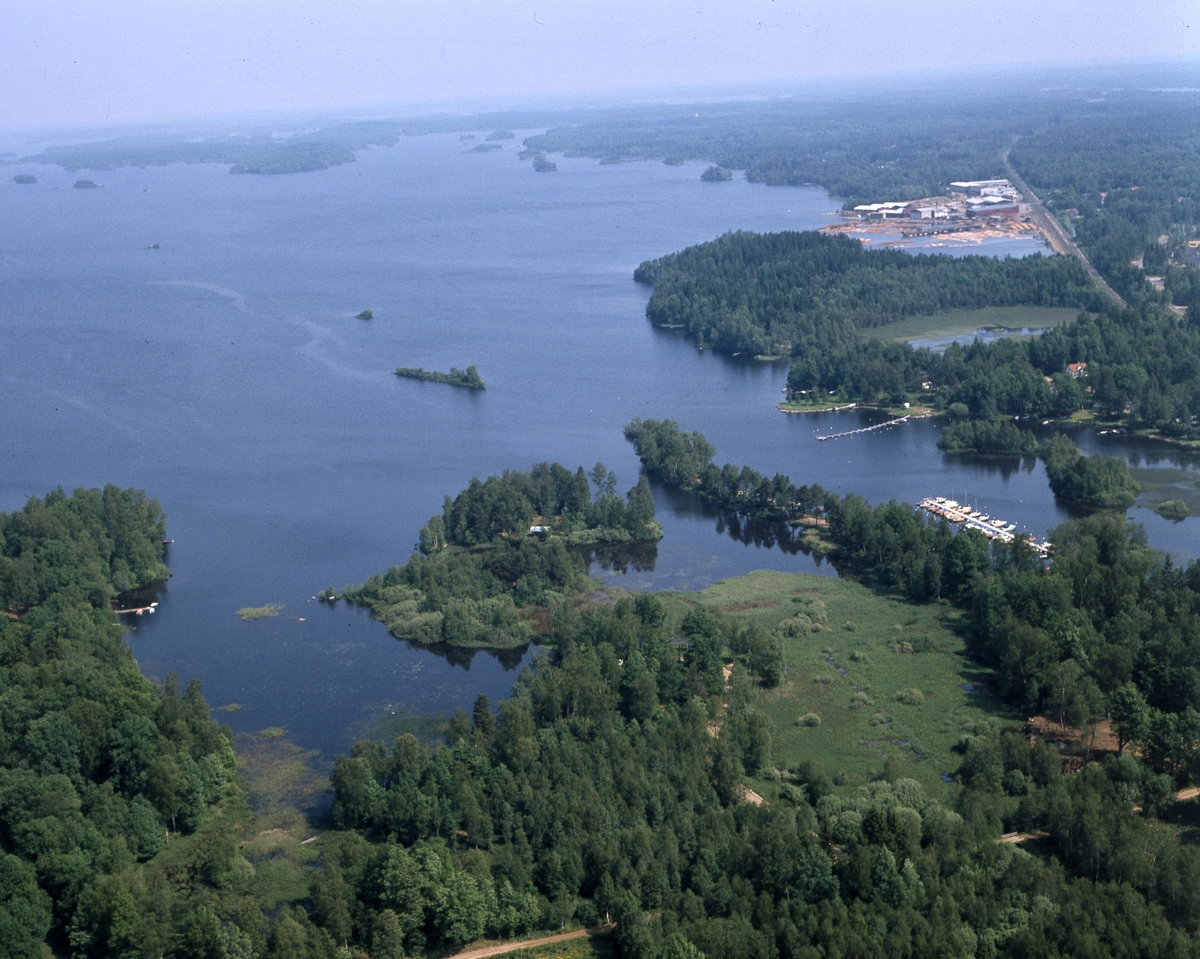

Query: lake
[[2, 131, 1195, 761]]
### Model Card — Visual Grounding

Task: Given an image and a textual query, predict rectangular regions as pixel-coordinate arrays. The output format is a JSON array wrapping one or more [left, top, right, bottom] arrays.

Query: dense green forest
[[342, 463, 660, 648], [0, 488, 245, 958], [936, 418, 1038, 455], [634, 230, 1104, 355], [632, 232, 1200, 441], [1040, 434, 1141, 509], [395, 365, 487, 389], [11, 473, 1200, 958]]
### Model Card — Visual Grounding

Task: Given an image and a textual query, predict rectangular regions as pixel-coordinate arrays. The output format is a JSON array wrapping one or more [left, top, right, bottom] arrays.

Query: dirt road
[[449, 924, 615, 959]]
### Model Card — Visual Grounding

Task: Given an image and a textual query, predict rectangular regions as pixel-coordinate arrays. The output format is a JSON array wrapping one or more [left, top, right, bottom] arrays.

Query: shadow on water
[[113, 578, 169, 612], [579, 541, 659, 575], [390, 634, 535, 672], [937, 452, 1039, 482], [650, 476, 829, 562]]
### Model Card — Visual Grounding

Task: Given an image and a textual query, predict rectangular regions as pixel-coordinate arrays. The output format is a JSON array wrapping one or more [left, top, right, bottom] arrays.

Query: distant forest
[[527, 85, 1200, 315]]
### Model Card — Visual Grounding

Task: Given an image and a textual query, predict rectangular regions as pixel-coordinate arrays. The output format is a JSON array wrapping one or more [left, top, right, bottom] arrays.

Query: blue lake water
[[1, 132, 1195, 761]]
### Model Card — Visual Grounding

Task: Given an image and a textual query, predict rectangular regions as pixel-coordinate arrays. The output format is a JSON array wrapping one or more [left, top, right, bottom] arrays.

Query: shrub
[[894, 688, 927, 705], [798, 713, 822, 727]]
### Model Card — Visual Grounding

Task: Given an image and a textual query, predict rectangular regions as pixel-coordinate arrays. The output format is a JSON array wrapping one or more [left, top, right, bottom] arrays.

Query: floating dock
[[917, 497, 1050, 557], [816, 416, 907, 441]]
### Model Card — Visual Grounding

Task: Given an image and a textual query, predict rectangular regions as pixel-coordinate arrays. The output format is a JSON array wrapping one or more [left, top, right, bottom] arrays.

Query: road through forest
[[1001, 146, 1127, 308]]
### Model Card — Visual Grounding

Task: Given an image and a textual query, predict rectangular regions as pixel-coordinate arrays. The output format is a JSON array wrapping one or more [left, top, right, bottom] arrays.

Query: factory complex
[[850, 178, 1028, 226]]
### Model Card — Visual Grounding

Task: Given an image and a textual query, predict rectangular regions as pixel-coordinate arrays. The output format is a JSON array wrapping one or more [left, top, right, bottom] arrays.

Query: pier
[[816, 416, 907, 441], [114, 602, 158, 616], [917, 497, 1050, 557]]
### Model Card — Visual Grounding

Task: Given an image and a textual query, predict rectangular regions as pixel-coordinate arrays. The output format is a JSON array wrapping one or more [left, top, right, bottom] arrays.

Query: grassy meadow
[[659, 570, 1016, 796], [880, 305, 1079, 343]]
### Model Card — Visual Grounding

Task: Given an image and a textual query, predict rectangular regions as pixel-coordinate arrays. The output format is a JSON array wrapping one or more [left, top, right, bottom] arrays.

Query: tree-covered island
[[936, 418, 1039, 455], [1040, 434, 1141, 509], [395, 365, 486, 389]]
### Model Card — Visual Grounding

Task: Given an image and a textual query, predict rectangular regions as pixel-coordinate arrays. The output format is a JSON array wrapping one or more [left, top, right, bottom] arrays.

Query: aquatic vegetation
[[1154, 499, 1189, 521], [237, 603, 284, 620], [395, 365, 486, 389]]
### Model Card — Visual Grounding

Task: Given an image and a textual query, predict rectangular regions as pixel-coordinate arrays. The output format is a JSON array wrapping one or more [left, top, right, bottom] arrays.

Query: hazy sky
[[4, 0, 1197, 131]]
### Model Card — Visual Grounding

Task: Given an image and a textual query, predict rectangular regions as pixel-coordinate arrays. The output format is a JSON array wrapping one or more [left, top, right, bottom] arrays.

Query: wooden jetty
[[816, 416, 908, 441], [112, 604, 158, 619], [917, 497, 1050, 557]]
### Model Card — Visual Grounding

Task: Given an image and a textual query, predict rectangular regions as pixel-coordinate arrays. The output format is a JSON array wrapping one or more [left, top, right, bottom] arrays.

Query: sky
[[3, 0, 1197, 132]]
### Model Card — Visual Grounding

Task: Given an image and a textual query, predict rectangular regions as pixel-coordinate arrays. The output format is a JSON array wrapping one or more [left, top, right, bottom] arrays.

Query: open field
[[660, 570, 1017, 795], [879, 306, 1079, 343]]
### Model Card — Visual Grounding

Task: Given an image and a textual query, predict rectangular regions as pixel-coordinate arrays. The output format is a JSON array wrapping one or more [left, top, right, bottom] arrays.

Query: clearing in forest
[[667, 570, 1018, 795]]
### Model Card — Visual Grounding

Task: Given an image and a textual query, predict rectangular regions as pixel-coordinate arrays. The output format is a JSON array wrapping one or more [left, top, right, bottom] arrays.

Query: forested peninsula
[[395, 365, 486, 389], [341, 462, 661, 647], [634, 230, 1104, 356], [0, 488, 243, 957], [636, 231, 1200, 439]]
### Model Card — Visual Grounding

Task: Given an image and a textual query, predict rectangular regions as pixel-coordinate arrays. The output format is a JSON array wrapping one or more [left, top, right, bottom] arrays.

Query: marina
[[917, 497, 1051, 557]]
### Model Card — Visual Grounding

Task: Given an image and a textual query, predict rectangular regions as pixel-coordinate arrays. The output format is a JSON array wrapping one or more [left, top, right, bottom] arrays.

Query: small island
[[936, 418, 1038, 455], [485, 130, 515, 141], [700, 164, 732, 181], [12, 174, 36, 185], [533, 157, 557, 172], [1154, 499, 1189, 521], [355, 308, 373, 319], [471, 143, 502, 153], [395, 365, 486, 389], [73, 179, 101, 189], [1040, 434, 1140, 508]]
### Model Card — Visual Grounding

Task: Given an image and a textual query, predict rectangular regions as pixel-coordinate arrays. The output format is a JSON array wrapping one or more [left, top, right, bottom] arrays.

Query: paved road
[[1001, 147, 1127, 309], [450, 924, 616, 959]]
